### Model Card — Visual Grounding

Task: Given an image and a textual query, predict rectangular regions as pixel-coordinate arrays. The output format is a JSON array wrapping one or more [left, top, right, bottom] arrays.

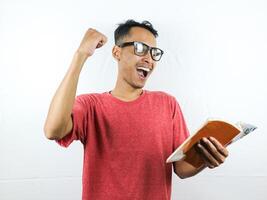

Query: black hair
[[114, 19, 158, 45]]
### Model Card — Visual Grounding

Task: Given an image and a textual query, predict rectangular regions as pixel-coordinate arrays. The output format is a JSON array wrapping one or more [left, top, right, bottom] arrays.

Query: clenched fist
[[77, 28, 107, 59]]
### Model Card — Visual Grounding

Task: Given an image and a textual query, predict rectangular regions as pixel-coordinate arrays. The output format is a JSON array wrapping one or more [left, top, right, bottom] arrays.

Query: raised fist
[[77, 28, 107, 58]]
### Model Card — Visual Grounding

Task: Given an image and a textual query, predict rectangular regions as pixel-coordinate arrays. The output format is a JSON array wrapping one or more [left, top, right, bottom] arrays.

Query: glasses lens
[[134, 42, 148, 56], [151, 48, 163, 61]]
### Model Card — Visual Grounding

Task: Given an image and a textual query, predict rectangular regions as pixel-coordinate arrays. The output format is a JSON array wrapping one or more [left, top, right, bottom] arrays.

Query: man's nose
[[142, 51, 154, 64]]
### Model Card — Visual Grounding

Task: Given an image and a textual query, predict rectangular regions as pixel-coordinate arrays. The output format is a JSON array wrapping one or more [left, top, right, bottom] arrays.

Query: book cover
[[166, 119, 257, 168]]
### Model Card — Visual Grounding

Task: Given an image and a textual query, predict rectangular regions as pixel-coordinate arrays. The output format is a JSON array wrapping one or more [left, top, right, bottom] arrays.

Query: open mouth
[[136, 67, 151, 79]]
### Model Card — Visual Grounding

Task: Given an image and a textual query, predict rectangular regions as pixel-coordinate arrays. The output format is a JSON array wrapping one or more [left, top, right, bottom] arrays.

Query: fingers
[[96, 37, 107, 48], [209, 137, 229, 158], [196, 142, 219, 168], [195, 137, 229, 169], [77, 28, 108, 57], [202, 137, 227, 164], [88, 28, 107, 49]]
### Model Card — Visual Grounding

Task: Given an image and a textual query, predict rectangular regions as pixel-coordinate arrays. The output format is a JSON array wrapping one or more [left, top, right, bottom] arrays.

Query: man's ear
[[112, 45, 121, 61]]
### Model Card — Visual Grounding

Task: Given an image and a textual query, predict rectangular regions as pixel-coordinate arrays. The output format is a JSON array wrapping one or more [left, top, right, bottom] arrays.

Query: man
[[44, 20, 228, 200]]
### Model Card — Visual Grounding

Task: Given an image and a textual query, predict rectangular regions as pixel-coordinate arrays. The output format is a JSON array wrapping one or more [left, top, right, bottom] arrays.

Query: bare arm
[[174, 160, 206, 179], [44, 28, 107, 140]]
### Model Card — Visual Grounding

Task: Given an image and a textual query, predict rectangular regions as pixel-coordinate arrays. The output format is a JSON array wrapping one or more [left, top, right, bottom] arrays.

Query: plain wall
[[1, 0, 266, 199]]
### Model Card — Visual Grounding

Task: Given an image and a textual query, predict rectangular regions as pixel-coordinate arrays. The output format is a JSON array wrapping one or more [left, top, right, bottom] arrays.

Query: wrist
[[68, 51, 88, 73], [74, 50, 90, 63]]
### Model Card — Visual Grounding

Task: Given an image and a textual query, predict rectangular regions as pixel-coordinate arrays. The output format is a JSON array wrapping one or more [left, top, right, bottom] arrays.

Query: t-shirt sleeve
[[171, 97, 190, 151], [56, 95, 90, 147]]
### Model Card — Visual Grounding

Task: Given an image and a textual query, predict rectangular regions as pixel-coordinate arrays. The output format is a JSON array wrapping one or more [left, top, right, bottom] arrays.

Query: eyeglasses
[[118, 41, 164, 61]]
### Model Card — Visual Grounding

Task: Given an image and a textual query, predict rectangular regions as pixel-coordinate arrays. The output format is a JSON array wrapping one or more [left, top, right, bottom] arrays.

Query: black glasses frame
[[118, 41, 164, 61]]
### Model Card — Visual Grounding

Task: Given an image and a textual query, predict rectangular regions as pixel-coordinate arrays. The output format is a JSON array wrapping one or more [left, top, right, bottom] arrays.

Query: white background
[[0, 0, 266, 199]]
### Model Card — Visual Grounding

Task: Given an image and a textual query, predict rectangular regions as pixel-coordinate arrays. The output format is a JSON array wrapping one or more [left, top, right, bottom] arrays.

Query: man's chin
[[132, 82, 145, 89], [126, 78, 146, 89]]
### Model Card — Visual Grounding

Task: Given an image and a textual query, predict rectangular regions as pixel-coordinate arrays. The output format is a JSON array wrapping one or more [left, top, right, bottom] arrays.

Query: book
[[166, 119, 257, 168]]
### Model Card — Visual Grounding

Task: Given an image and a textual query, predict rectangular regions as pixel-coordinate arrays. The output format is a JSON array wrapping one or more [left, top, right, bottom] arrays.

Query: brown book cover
[[166, 119, 257, 168]]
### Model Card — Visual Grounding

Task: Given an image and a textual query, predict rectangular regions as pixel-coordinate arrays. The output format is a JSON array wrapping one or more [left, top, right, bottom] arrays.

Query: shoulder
[[75, 92, 107, 106], [145, 90, 177, 102], [145, 90, 182, 113]]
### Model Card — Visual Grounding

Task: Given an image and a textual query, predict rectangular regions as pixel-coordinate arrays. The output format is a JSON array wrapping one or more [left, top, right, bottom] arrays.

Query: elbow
[[43, 125, 62, 140]]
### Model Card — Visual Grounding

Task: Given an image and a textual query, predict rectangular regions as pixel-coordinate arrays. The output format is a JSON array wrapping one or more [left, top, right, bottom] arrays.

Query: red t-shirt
[[57, 90, 189, 200]]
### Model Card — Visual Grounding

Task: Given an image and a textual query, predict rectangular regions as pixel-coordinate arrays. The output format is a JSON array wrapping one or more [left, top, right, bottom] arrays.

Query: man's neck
[[111, 86, 143, 102]]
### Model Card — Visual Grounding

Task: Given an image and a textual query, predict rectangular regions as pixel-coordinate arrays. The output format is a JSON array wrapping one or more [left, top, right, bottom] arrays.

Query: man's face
[[114, 27, 158, 89]]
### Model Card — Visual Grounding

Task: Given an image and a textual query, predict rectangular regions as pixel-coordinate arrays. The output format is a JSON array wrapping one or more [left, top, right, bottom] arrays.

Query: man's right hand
[[77, 28, 108, 59]]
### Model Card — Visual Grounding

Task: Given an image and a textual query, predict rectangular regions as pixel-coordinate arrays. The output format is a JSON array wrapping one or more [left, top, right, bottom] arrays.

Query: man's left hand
[[195, 137, 229, 169]]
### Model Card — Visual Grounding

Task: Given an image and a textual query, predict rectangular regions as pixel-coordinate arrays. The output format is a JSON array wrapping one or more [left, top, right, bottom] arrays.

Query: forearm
[[44, 52, 87, 139], [174, 160, 206, 179]]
